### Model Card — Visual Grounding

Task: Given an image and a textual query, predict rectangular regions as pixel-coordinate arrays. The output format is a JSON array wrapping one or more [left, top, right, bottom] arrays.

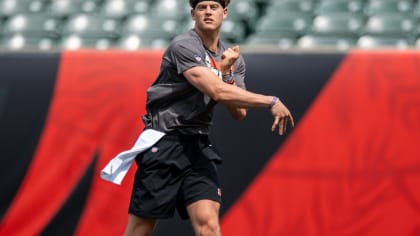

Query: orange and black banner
[[0, 50, 419, 236]]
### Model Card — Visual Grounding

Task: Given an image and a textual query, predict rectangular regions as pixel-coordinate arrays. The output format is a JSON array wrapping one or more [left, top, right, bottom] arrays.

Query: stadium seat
[[59, 34, 114, 50], [228, 0, 258, 18], [124, 0, 151, 15], [99, 0, 151, 19], [309, 13, 364, 37], [315, 0, 364, 14], [220, 18, 246, 43], [357, 35, 414, 49], [297, 34, 357, 50], [116, 34, 169, 50], [264, 0, 315, 15], [100, 0, 129, 19], [255, 13, 312, 38], [0, 0, 45, 18], [364, 0, 413, 16], [178, 20, 194, 34], [61, 14, 120, 39], [414, 1, 420, 18], [147, 0, 190, 20], [46, 0, 80, 19], [254, 0, 272, 4], [227, 0, 259, 31], [363, 14, 416, 37], [2, 14, 61, 38], [46, 0, 100, 19], [244, 32, 296, 49], [0, 34, 56, 50], [121, 14, 179, 40], [417, 21, 420, 37]]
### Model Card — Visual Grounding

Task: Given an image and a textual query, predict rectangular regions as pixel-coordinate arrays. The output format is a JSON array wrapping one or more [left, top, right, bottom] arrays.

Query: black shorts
[[128, 134, 222, 220]]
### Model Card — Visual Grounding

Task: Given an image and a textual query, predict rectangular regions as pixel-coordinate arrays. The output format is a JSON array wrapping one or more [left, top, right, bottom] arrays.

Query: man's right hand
[[221, 46, 240, 73], [270, 99, 294, 135]]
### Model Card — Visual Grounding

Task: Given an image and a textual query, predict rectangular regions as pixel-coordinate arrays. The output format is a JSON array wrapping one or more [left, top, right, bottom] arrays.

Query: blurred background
[[0, 0, 420, 236], [0, 0, 419, 50]]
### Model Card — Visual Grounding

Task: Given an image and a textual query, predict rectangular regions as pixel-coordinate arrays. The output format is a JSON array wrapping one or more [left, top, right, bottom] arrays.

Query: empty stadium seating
[[358, 35, 415, 49], [0, 34, 55, 50], [245, 32, 296, 49], [148, 0, 190, 20], [45, 0, 99, 19], [116, 34, 170, 50], [61, 14, 120, 39], [122, 14, 179, 40], [266, 0, 315, 15], [2, 13, 60, 38], [255, 12, 312, 38], [0, 0, 419, 50], [315, 0, 364, 14], [297, 34, 357, 50], [0, 0, 45, 18], [99, 0, 151, 19], [309, 13, 365, 37], [364, 0, 414, 16], [363, 13, 416, 37]]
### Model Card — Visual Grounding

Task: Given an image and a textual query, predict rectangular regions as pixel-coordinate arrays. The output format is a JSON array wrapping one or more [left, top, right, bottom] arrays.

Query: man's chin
[[199, 25, 218, 32]]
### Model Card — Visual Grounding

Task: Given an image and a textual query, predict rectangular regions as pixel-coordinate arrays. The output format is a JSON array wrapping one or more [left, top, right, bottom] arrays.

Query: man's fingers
[[271, 105, 294, 135], [279, 119, 284, 135], [288, 113, 295, 128], [278, 117, 285, 135], [221, 46, 240, 70], [232, 45, 240, 53], [272, 117, 279, 132], [274, 115, 294, 136], [283, 118, 288, 135]]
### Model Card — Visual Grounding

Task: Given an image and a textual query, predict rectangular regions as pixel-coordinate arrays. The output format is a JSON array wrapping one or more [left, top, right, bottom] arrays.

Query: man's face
[[191, 1, 227, 32]]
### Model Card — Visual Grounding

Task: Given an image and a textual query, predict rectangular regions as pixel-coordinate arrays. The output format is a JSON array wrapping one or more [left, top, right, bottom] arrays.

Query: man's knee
[[124, 214, 157, 236], [196, 217, 220, 236], [188, 201, 221, 236]]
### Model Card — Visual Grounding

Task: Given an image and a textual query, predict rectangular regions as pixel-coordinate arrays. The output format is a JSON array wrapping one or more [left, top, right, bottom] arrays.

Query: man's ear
[[191, 9, 198, 22], [223, 8, 228, 19]]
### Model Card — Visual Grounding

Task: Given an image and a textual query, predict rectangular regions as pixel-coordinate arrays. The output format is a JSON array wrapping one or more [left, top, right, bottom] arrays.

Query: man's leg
[[187, 199, 221, 236], [124, 214, 157, 236]]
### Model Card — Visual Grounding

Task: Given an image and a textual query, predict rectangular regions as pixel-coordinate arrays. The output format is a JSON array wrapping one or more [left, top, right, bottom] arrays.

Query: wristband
[[269, 96, 278, 109]]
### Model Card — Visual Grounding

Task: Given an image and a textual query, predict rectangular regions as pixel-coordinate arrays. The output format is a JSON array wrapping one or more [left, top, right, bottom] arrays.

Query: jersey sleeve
[[167, 40, 207, 74]]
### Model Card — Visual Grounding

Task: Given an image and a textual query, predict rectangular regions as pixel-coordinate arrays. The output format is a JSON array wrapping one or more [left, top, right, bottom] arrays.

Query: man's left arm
[[221, 47, 247, 120], [225, 88, 247, 120]]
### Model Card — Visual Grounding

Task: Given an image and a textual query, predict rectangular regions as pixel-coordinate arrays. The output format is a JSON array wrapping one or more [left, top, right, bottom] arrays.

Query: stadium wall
[[0, 50, 419, 236]]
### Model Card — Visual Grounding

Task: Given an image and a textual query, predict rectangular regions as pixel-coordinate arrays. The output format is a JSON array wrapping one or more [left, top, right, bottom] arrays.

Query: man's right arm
[[183, 66, 294, 135]]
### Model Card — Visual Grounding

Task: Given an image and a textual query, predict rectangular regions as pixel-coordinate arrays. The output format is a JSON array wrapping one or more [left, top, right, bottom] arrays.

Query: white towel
[[100, 129, 165, 185]]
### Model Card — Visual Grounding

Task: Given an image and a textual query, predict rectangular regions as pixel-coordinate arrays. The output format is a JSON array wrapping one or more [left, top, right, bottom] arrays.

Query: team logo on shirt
[[194, 54, 202, 62]]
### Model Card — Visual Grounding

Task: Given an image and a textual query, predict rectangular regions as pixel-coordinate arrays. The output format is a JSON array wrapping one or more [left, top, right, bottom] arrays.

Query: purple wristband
[[269, 96, 278, 109]]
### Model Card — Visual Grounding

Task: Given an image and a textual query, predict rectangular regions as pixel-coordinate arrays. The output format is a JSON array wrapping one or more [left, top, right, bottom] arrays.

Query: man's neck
[[194, 27, 220, 53]]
